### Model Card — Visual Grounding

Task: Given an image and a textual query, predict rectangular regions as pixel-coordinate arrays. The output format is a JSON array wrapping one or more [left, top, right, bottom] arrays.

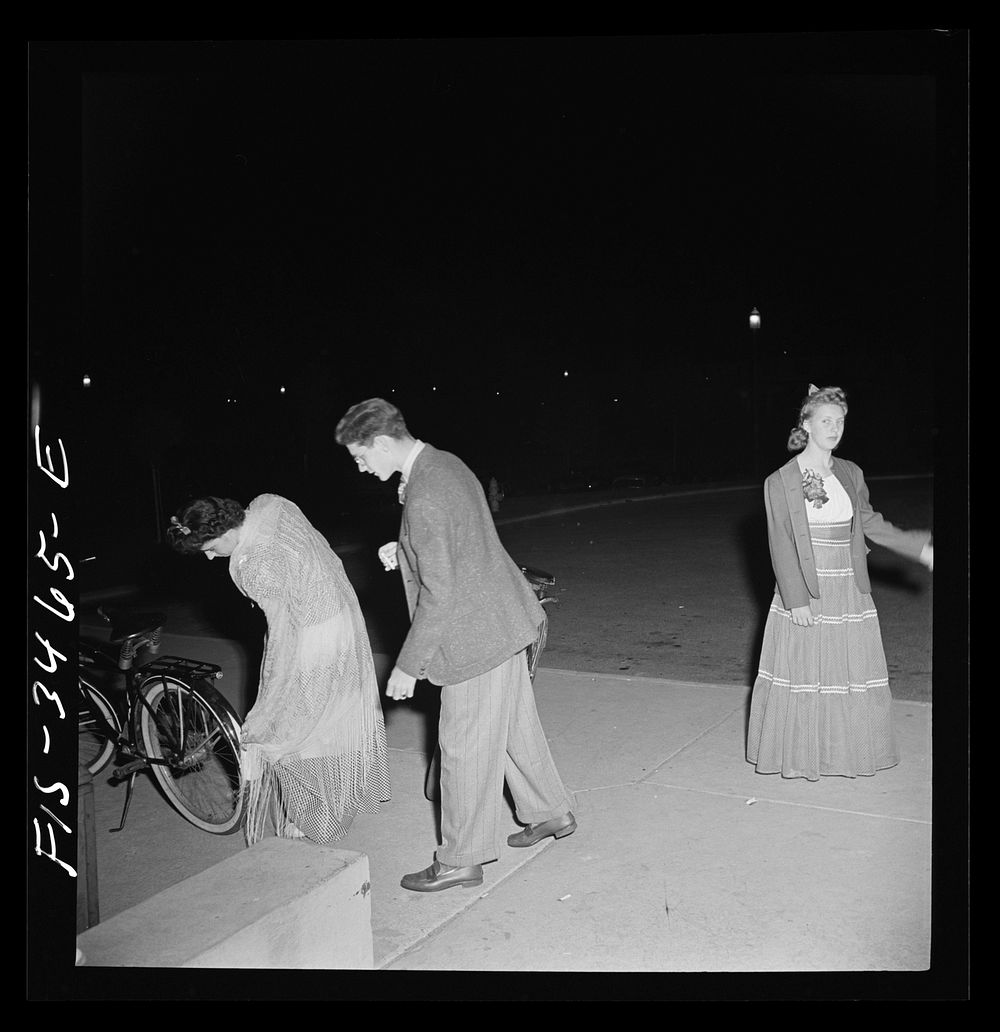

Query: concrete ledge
[[77, 763, 100, 933], [77, 838, 373, 969]]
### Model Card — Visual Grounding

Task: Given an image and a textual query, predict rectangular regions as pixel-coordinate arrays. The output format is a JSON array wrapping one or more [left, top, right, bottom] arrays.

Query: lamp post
[[749, 307, 761, 478]]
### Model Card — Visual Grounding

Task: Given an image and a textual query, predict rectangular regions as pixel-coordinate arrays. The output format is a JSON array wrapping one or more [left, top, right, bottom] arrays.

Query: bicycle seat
[[99, 606, 167, 643]]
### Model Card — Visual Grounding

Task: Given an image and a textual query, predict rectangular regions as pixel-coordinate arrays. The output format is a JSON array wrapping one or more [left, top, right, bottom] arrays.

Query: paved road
[[495, 477, 934, 701]]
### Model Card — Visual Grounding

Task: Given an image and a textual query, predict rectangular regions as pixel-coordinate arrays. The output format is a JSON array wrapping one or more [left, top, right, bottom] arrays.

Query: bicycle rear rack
[[139, 656, 224, 680]]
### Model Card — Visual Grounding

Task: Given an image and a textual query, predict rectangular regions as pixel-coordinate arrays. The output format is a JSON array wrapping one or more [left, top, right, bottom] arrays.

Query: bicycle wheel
[[78, 680, 120, 776], [135, 674, 245, 835]]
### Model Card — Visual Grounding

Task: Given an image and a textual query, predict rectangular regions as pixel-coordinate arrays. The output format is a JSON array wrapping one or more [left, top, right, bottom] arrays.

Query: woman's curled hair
[[167, 497, 245, 554], [787, 385, 848, 452]]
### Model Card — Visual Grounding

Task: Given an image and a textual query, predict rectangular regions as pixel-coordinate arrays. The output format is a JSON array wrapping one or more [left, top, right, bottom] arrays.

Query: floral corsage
[[801, 469, 829, 508]]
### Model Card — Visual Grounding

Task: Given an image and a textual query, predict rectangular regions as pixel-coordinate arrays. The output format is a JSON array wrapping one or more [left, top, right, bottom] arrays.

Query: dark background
[[28, 33, 967, 582]]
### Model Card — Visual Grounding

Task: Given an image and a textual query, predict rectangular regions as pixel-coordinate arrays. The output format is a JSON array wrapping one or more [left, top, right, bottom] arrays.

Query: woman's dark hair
[[787, 385, 848, 452], [167, 497, 245, 554], [334, 398, 410, 447]]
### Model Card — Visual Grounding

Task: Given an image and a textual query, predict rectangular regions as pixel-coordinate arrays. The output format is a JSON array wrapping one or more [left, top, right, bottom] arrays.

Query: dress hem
[[746, 758, 900, 782]]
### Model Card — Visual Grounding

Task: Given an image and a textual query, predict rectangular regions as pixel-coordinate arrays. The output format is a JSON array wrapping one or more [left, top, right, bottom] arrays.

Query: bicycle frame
[[519, 565, 556, 681]]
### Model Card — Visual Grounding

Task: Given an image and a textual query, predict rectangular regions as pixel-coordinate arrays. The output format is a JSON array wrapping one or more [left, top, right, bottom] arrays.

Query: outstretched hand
[[920, 542, 934, 572]]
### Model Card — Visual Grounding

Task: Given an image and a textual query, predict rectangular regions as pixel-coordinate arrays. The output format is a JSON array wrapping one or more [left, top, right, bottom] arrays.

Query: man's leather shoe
[[507, 811, 577, 848], [400, 859, 484, 893]]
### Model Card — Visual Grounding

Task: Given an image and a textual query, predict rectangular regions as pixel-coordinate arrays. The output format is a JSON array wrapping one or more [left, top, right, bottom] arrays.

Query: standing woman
[[168, 494, 391, 844], [747, 386, 933, 780]]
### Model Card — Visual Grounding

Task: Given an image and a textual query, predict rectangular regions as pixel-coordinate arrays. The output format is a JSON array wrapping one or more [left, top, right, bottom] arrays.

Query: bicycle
[[519, 564, 557, 682], [78, 604, 246, 835]]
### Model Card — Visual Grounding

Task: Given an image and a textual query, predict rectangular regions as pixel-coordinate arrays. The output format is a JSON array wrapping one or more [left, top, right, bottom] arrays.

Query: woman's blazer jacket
[[764, 456, 930, 611]]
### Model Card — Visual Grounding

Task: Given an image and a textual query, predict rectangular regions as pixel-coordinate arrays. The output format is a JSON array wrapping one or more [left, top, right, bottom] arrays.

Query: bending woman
[[747, 385, 933, 781], [168, 494, 391, 844]]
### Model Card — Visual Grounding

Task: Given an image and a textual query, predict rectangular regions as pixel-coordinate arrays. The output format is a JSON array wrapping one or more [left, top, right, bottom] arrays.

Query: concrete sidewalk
[[76, 618, 932, 973], [335, 669, 931, 973]]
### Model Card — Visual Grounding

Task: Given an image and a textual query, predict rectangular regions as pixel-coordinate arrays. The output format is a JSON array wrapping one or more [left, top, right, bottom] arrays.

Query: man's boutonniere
[[802, 469, 829, 508]]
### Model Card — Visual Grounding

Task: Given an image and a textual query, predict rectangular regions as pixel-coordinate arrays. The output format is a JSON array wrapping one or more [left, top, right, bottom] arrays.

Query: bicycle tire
[[135, 674, 246, 835], [78, 679, 120, 776]]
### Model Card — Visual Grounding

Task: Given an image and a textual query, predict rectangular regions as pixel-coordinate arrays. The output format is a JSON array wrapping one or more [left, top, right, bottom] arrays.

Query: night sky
[[28, 34, 968, 548]]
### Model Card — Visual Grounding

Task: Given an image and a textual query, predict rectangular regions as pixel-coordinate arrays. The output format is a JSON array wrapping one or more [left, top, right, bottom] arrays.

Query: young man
[[335, 398, 576, 892]]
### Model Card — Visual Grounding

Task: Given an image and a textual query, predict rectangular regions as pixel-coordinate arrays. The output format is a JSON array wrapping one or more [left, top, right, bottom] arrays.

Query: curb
[[538, 667, 750, 693], [495, 484, 757, 527], [494, 474, 932, 527]]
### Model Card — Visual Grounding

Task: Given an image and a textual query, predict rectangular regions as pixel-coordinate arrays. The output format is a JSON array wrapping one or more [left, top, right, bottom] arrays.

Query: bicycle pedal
[[112, 759, 147, 779]]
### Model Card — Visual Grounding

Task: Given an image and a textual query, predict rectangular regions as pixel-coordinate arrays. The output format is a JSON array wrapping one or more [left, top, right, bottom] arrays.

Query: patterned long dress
[[746, 474, 899, 780], [230, 494, 391, 844]]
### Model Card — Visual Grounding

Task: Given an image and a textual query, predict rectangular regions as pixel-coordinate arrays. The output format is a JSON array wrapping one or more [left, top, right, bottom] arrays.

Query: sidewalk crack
[[636, 702, 746, 785]]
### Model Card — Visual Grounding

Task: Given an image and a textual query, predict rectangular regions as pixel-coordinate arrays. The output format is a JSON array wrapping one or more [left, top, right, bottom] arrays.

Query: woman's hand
[[790, 605, 815, 627]]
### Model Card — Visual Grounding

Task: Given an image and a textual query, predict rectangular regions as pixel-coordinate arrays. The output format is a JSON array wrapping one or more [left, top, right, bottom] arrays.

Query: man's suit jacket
[[765, 455, 931, 611], [395, 445, 545, 686]]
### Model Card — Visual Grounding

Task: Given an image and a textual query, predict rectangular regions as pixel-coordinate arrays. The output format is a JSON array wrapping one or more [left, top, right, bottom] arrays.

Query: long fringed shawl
[[230, 495, 391, 846]]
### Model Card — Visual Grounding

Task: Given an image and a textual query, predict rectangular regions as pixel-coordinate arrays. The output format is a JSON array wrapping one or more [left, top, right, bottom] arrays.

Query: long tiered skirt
[[746, 520, 899, 780]]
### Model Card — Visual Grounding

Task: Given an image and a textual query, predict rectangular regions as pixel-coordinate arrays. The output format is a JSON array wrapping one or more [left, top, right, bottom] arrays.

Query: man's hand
[[378, 541, 399, 571], [387, 666, 417, 701], [790, 605, 814, 627]]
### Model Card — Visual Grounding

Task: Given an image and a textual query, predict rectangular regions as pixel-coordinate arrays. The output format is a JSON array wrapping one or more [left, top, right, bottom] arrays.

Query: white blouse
[[803, 470, 854, 524]]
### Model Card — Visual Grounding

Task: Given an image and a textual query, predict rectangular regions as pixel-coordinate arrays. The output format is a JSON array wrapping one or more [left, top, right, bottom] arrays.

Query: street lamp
[[749, 308, 761, 478]]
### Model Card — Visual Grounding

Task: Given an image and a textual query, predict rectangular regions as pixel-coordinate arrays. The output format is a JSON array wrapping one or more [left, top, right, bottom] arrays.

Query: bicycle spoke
[[136, 675, 245, 834], [174, 684, 186, 753]]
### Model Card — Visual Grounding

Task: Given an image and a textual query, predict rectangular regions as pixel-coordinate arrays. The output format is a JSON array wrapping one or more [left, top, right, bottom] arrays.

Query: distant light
[[82, 374, 91, 387], [749, 307, 761, 332], [280, 386, 286, 394], [496, 391, 501, 396], [432, 386, 437, 391], [563, 370, 569, 377]]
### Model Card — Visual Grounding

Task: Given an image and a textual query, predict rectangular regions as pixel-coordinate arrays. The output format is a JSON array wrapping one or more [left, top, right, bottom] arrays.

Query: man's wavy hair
[[787, 385, 848, 452], [335, 398, 411, 448], [166, 497, 245, 555]]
